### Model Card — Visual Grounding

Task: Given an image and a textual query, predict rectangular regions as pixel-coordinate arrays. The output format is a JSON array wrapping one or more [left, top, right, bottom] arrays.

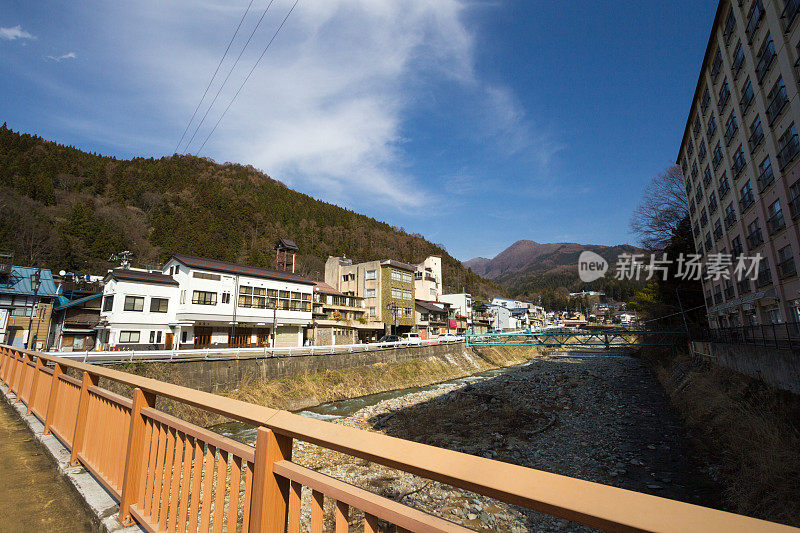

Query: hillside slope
[[465, 240, 644, 305], [0, 124, 503, 298]]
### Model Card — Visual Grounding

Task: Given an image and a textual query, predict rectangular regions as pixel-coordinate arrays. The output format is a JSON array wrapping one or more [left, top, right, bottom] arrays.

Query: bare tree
[[630, 165, 689, 251]]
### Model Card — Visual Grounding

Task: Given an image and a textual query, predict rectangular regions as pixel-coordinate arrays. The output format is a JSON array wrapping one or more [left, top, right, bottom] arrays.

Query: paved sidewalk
[[0, 397, 95, 532]]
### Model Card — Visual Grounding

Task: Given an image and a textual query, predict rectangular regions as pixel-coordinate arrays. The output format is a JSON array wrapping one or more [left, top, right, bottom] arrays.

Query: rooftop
[[0, 266, 59, 298], [106, 269, 179, 286], [171, 253, 315, 285]]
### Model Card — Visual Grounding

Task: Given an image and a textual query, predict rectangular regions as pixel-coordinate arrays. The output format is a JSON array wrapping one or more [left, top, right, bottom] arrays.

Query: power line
[[195, 0, 300, 155], [174, 0, 256, 154], [183, 0, 278, 154]]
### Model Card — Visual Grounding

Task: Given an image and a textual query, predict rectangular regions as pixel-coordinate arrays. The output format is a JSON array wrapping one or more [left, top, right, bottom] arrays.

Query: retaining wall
[[692, 340, 800, 394]]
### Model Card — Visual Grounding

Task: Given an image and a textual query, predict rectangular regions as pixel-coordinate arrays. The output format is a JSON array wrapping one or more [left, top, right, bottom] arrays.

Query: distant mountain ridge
[[464, 240, 645, 302]]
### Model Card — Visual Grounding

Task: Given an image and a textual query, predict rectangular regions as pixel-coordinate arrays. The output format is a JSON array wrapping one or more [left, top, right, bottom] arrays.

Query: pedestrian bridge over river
[[466, 328, 686, 350]]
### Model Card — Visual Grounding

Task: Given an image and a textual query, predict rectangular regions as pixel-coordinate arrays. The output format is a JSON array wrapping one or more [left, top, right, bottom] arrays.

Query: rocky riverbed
[[280, 352, 720, 531]]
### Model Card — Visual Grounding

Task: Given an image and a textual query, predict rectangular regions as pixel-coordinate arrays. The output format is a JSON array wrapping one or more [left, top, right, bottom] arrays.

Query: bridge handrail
[[0, 344, 793, 532]]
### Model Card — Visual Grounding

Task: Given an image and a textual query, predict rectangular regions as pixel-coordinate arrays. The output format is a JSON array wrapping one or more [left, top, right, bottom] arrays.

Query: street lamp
[[25, 268, 42, 350], [386, 303, 399, 335]]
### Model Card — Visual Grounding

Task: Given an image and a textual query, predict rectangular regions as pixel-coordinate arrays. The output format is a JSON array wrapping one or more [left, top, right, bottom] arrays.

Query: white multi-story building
[[440, 293, 472, 324], [414, 255, 442, 302], [97, 254, 315, 350]]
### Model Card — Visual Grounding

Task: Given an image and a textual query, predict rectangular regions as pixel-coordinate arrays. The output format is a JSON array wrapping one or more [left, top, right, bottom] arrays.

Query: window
[[757, 156, 774, 192], [698, 140, 707, 162], [693, 117, 701, 138], [707, 114, 717, 140], [724, 112, 738, 146], [708, 191, 718, 214], [718, 81, 731, 114], [365, 288, 376, 298], [703, 167, 712, 187], [749, 116, 764, 151], [778, 123, 800, 169], [365, 269, 376, 280], [746, 1, 765, 43], [222, 292, 231, 304], [732, 145, 746, 176], [119, 331, 140, 344], [767, 78, 788, 125], [713, 219, 723, 241], [767, 199, 786, 234], [712, 143, 723, 170], [731, 42, 745, 78], [718, 172, 730, 198], [711, 49, 723, 82], [791, 180, 800, 218], [739, 180, 755, 212], [391, 287, 402, 299], [157, 331, 162, 344], [402, 289, 412, 300], [150, 297, 169, 313], [700, 208, 708, 227], [724, 202, 737, 229], [732, 235, 744, 258], [192, 271, 221, 281], [778, 245, 797, 278], [391, 269, 402, 282], [150, 331, 156, 343], [746, 218, 763, 249], [192, 291, 217, 305], [687, 140, 694, 158], [102, 295, 114, 312], [124, 296, 144, 312], [182, 331, 188, 343], [740, 78, 754, 113], [784, 0, 800, 32], [723, 8, 736, 44], [701, 88, 711, 114], [402, 272, 412, 283], [368, 306, 376, 317]]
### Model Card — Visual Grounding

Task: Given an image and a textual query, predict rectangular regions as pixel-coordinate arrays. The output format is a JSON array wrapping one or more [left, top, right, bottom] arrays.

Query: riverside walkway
[[0, 343, 796, 532], [0, 398, 95, 532]]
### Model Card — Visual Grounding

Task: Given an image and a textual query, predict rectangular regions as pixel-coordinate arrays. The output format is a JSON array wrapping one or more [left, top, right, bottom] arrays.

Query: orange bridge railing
[[0, 344, 794, 533]]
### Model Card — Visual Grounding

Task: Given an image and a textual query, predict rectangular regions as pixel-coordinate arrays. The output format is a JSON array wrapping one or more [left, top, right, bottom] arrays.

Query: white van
[[401, 332, 422, 345]]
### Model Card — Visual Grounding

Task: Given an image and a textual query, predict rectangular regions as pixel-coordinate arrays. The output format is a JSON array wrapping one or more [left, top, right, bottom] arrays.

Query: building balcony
[[746, 5, 764, 43], [746, 229, 764, 250], [767, 89, 788, 125], [757, 166, 775, 192], [749, 128, 764, 153], [789, 194, 800, 219], [732, 156, 746, 177], [739, 192, 755, 212], [767, 212, 786, 235], [724, 212, 737, 229], [713, 226, 723, 241], [719, 182, 730, 199], [778, 134, 800, 170], [778, 257, 797, 279], [724, 123, 738, 146], [782, 0, 800, 33]]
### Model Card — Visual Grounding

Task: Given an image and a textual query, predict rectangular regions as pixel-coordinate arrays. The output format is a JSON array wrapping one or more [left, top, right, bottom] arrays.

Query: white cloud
[[0, 25, 36, 41], [45, 51, 77, 62], [56, 1, 553, 210]]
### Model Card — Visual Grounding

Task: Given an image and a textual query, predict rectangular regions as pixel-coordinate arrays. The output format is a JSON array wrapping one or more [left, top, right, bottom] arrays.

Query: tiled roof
[[275, 237, 299, 251], [0, 266, 58, 297], [171, 254, 316, 285], [53, 293, 102, 311], [313, 282, 343, 296], [106, 269, 179, 286], [415, 299, 448, 313], [380, 259, 416, 271]]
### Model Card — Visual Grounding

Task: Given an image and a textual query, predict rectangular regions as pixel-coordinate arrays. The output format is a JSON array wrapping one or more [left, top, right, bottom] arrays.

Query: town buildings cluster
[[0, 243, 553, 351], [678, 0, 800, 327]]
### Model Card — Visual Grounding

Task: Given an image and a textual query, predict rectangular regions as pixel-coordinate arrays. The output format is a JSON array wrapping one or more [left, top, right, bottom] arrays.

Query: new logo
[[578, 251, 608, 282]]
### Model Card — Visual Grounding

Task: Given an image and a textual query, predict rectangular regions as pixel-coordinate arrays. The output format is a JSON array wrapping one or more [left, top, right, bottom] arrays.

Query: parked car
[[400, 332, 422, 344], [378, 335, 401, 343], [439, 333, 460, 342]]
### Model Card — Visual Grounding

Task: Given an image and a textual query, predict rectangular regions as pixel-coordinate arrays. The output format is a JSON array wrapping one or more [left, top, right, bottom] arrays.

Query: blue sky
[[1, 1, 717, 261]]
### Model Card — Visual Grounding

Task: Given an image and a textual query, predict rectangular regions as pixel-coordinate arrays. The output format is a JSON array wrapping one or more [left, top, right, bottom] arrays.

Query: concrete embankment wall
[[105, 343, 544, 418], [691, 340, 800, 394]]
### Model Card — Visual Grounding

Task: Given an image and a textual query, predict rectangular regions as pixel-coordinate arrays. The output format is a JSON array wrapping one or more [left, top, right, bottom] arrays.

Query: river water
[[211, 364, 520, 444]]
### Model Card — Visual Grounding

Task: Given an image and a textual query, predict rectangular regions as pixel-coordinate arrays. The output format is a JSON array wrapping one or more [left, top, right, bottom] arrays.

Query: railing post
[[43, 363, 63, 435], [119, 387, 156, 526], [249, 427, 293, 533], [70, 371, 99, 466], [15, 352, 31, 401], [26, 356, 44, 415]]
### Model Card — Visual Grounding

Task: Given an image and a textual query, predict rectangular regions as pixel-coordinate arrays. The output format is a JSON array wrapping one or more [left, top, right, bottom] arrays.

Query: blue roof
[[53, 292, 102, 311], [0, 266, 59, 298]]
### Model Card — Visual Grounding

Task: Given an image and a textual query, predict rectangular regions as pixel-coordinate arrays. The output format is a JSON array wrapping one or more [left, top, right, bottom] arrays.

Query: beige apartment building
[[414, 255, 442, 301], [324, 256, 416, 335], [678, 0, 800, 327]]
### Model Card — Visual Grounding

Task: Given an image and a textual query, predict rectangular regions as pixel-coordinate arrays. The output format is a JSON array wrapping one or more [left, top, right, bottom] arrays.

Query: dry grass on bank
[[649, 350, 800, 526], [106, 345, 540, 428]]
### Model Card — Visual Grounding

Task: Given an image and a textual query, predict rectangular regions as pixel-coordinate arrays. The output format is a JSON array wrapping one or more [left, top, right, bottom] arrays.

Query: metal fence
[[693, 321, 800, 350]]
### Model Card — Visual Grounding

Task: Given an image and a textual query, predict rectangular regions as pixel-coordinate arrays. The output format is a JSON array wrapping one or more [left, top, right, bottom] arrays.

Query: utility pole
[[25, 268, 42, 350], [675, 288, 690, 334]]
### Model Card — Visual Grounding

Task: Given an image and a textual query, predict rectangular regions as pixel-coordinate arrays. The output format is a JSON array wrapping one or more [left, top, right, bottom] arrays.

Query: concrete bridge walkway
[[0, 398, 95, 532]]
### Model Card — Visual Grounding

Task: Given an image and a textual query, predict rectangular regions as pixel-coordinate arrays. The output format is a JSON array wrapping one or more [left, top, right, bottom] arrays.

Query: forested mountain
[[465, 240, 645, 308], [0, 124, 502, 298]]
